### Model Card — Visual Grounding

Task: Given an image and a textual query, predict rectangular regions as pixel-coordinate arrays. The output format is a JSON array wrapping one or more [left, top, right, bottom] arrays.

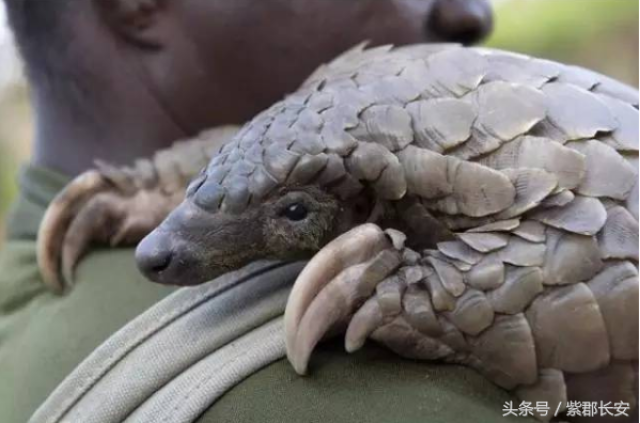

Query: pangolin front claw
[[37, 168, 179, 293], [284, 223, 404, 374], [284, 221, 638, 421], [37, 128, 240, 292], [38, 170, 109, 292]]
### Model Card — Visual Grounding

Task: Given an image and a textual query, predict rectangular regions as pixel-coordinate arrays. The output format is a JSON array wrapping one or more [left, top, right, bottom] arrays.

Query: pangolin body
[[180, 44, 638, 420], [39, 43, 639, 421]]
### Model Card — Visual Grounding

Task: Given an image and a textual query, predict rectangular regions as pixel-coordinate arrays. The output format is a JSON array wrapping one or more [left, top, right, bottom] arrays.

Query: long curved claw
[[345, 297, 384, 353], [37, 171, 108, 293], [37, 170, 179, 293], [285, 224, 391, 359], [285, 224, 403, 374], [59, 193, 125, 285]]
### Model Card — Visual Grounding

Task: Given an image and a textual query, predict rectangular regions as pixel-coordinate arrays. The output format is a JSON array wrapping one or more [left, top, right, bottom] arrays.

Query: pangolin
[[38, 44, 639, 421]]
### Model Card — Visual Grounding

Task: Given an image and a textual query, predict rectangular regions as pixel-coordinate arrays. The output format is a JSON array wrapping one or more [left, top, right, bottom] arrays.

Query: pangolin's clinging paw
[[284, 223, 410, 375], [37, 166, 178, 293]]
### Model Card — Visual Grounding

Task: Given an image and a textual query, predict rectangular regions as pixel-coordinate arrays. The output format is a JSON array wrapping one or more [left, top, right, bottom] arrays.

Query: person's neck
[[26, 4, 192, 178], [30, 72, 188, 177]]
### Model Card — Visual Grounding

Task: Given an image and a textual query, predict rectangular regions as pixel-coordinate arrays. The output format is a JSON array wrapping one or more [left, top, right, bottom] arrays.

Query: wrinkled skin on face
[[136, 187, 374, 285]]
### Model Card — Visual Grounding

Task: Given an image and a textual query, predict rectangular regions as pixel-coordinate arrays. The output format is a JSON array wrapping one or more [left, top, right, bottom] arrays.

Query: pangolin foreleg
[[37, 126, 238, 292], [285, 223, 638, 422]]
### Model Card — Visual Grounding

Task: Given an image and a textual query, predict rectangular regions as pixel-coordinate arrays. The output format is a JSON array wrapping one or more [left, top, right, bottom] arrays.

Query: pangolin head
[[135, 97, 381, 286]]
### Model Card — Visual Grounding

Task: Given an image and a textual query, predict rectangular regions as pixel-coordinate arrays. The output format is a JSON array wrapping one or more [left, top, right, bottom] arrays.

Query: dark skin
[[137, 186, 371, 285], [29, 0, 493, 177]]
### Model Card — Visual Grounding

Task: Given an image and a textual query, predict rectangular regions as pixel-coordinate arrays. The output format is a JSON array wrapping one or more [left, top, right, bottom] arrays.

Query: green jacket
[[0, 165, 529, 423]]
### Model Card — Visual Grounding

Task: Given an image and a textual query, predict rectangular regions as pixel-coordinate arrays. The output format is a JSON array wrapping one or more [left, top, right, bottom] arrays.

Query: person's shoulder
[[0, 245, 175, 423], [198, 338, 532, 423]]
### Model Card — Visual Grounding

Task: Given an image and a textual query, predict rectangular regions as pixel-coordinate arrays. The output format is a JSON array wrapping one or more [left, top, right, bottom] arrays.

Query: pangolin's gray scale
[[597, 205, 639, 260], [405, 98, 475, 152], [482, 51, 562, 88], [530, 196, 607, 236], [467, 313, 538, 389], [465, 255, 505, 291], [437, 240, 484, 265], [182, 45, 638, 417], [543, 228, 604, 286], [442, 288, 493, 336], [486, 266, 544, 314], [536, 82, 618, 143], [451, 81, 547, 160], [495, 168, 558, 220], [586, 262, 639, 361], [525, 283, 610, 373], [598, 95, 639, 151], [512, 221, 546, 243], [567, 140, 636, 200]]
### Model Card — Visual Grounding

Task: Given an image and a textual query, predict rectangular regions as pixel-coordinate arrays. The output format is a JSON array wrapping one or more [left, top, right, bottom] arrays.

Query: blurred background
[[0, 0, 638, 242]]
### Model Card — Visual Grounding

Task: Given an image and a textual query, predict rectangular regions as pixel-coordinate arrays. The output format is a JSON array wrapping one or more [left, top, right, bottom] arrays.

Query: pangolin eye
[[283, 203, 308, 221]]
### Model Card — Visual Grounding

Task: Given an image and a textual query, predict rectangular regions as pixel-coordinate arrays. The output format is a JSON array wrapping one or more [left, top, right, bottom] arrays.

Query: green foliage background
[[0, 0, 638, 241], [486, 0, 638, 86], [0, 84, 32, 240]]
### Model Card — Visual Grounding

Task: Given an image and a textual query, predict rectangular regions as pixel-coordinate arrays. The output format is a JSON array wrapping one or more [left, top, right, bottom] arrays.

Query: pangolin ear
[[96, 0, 168, 49]]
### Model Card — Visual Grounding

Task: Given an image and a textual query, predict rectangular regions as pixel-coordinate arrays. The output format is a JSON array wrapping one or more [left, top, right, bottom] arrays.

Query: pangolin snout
[[136, 227, 234, 286], [135, 229, 177, 284], [136, 226, 214, 286], [135, 199, 265, 286]]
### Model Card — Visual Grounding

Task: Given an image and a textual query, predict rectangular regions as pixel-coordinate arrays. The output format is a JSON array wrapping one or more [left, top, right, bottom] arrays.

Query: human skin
[[26, 0, 492, 177]]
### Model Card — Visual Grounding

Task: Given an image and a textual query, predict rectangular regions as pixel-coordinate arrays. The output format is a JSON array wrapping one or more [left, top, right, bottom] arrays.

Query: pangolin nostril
[[135, 233, 174, 280], [150, 251, 173, 273]]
